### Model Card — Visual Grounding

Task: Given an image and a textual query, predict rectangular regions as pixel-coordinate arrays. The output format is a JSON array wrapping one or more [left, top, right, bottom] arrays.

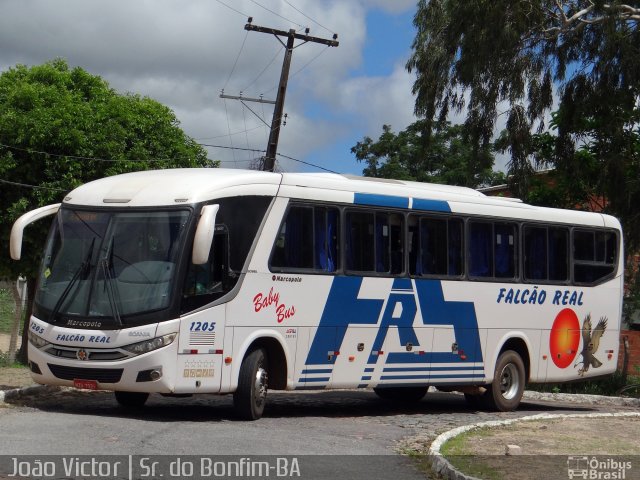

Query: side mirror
[[192, 204, 219, 265], [10, 203, 61, 260]]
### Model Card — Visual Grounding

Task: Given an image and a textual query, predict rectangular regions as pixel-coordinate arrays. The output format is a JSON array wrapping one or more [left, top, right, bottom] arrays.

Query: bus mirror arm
[[10, 203, 61, 260], [192, 204, 220, 265]]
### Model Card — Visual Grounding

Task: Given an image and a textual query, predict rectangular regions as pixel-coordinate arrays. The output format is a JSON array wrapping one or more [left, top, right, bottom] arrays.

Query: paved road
[[1, 389, 638, 478]]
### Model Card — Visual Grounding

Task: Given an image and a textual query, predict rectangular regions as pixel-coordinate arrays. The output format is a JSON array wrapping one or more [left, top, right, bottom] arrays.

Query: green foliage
[[351, 120, 506, 188], [407, 0, 640, 245], [530, 370, 639, 396], [0, 289, 15, 335], [0, 59, 216, 279]]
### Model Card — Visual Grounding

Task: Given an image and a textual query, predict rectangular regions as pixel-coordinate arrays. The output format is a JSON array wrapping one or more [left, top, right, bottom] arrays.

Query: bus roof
[[61, 168, 618, 228]]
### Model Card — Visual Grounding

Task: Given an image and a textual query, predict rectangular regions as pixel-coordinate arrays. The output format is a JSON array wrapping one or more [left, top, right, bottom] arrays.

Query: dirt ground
[[0, 366, 34, 390], [442, 416, 640, 480], [447, 417, 640, 455]]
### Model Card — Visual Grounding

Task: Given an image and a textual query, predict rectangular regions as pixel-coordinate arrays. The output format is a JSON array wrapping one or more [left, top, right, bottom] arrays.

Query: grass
[[528, 369, 640, 397], [440, 427, 502, 480], [0, 288, 17, 335], [0, 351, 22, 368]]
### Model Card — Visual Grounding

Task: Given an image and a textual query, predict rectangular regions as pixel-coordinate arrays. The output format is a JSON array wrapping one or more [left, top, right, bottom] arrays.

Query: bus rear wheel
[[484, 350, 525, 412], [234, 348, 268, 420], [373, 386, 428, 402], [114, 391, 149, 408]]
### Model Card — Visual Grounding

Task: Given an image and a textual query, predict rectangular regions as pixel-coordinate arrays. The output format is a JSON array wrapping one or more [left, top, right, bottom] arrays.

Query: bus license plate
[[73, 379, 98, 390]]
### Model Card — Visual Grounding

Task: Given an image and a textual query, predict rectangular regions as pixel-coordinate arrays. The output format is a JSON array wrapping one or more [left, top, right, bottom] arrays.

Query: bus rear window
[[573, 229, 617, 284]]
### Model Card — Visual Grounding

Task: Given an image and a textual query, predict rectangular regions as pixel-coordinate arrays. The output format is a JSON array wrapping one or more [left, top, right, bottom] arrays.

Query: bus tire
[[114, 391, 149, 408], [485, 350, 525, 412], [373, 386, 428, 402], [233, 348, 268, 420]]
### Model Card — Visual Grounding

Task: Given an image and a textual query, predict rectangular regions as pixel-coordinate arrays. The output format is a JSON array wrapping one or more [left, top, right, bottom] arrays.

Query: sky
[[0, 0, 421, 175]]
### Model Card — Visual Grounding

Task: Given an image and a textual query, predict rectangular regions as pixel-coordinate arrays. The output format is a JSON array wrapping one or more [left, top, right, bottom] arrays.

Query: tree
[[407, 0, 640, 297], [0, 59, 215, 360], [351, 120, 506, 188]]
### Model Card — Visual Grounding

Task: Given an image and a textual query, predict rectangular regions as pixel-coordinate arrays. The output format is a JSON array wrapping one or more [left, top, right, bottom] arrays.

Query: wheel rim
[[499, 363, 520, 400], [254, 366, 268, 407]]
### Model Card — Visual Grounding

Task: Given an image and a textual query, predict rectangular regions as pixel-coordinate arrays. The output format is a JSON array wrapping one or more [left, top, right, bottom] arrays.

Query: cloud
[[0, 0, 419, 173]]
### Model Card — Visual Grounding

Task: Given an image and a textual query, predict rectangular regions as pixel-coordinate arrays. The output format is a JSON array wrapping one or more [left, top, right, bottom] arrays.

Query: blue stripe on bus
[[297, 377, 330, 383], [382, 366, 484, 372], [364, 367, 374, 373], [301, 369, 333, 374], [357, 384, 369, 389], [361, 376, 372, 381], [412, 198, 451, 212], [354, 193, 410, 209], [386, 352, 481, 364], [380, 374, 484, 380]]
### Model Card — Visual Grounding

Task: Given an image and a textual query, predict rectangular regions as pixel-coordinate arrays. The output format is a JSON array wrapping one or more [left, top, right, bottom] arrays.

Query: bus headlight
[[121, 333, 177, 355], [28, 331, 50, 349]]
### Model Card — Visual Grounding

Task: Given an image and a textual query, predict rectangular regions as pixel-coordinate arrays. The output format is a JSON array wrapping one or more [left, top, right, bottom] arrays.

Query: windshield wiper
[[49, 237, 95, 324], [100, 237, 123, 327]]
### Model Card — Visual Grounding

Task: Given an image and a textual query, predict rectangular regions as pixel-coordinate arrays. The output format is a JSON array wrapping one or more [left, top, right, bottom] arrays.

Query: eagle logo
[[574, 314, 607, 376]]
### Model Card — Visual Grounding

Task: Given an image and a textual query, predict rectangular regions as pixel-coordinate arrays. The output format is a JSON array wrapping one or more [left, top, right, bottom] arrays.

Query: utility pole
[[243, 18, 338, 171]]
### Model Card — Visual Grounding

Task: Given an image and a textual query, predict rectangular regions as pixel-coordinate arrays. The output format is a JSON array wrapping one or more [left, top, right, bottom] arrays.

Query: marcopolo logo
[[567, 456, 632, 479]]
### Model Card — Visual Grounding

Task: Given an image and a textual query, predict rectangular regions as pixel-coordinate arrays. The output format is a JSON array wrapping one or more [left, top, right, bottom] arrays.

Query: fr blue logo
[[305, 277, 483, 365]]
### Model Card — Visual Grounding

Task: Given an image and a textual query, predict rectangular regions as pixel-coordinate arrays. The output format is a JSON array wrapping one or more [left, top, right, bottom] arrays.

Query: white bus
[[10, 168, 623, 419]]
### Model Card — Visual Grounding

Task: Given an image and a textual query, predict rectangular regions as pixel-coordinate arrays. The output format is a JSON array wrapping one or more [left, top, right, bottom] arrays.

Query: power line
[[276, 153, 338, 173], [199, 143, 266, 154], [242, 44, 284, 92], [0, 141, 337, 175], [0, 178, 67, 192], [263, 45, 330, 95], [248, 0, 304, 28], [223, 30, 250, 91], [212, 0, 251, 18], [282, 0, 335, 36], [195, 124, 266, 141], [222, 98, 238, 166], [0, 142, 200, 164]]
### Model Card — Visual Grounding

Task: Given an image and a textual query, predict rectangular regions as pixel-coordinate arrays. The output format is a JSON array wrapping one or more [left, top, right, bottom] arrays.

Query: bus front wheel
[[485, 350, 525, 412], [234, 348, 269, 420], [114, 391, 149, 408]]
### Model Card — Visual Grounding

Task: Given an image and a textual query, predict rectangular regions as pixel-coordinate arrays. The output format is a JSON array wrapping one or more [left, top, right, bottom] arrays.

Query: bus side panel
[[444, 279, 621, 384], [225, 272, 335, 391], [542, 281, 621, 383]]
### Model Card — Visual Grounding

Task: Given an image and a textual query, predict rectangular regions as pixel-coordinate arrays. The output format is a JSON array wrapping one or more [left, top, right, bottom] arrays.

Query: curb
[[523, 390, 640, 407], [428, 411, 640, 480]]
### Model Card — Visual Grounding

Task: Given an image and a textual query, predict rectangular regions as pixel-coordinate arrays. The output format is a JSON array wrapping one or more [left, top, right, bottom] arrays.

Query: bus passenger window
[[346, 211, 375, 272], [525, 227, 547, 280], [345, 211, 402, 275], [494, 224, 516, 278], [525, 226, 569, 282], [415, 217, 463, 277], [314, 207, 339, 272], [271, 205, 339, 273], [469, 222, 493, 277], [573, 229, 617, 284], [548, 228, 569, 282]]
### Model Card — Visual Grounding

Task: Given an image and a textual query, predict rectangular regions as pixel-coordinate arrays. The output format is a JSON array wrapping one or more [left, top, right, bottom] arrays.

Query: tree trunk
[[8, 284, 22, 364], [16, 278, 36, 365]]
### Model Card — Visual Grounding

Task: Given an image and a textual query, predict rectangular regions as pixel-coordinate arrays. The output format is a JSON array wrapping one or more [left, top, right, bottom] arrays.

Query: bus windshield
[[34, 208, 191, 327]]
